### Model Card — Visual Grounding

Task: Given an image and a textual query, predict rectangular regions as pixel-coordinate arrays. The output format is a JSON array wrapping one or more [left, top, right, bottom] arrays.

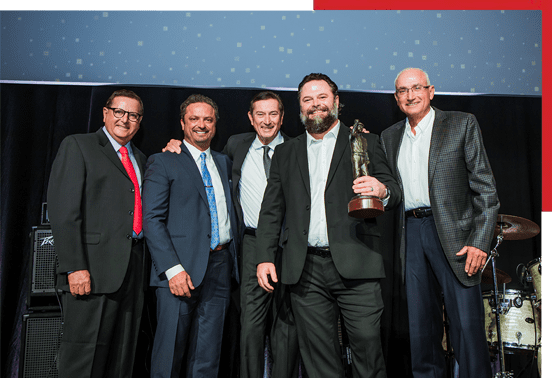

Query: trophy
[[348, 120, 384, 218]]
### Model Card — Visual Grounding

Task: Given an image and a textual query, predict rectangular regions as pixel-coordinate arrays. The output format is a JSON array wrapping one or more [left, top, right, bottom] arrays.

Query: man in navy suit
[[48, 89, 147, 378], [143, 94, 240, 378], [163, 91, 301, 377]]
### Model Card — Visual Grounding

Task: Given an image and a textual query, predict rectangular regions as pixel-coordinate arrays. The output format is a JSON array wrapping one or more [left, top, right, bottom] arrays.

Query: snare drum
[[483, 290, 539, 352], [527, 258, 541, 304]]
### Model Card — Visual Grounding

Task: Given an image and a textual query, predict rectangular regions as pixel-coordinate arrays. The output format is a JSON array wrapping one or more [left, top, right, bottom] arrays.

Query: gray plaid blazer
[[380, 107, 500, 286]]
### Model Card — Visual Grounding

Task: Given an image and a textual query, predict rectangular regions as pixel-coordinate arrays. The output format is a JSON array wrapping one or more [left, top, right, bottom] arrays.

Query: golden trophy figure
[[348, 119, 384, 218]]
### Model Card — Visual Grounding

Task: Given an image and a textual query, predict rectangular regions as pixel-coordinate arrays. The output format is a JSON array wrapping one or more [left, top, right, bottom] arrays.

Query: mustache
[[307, 105, 330, 114]]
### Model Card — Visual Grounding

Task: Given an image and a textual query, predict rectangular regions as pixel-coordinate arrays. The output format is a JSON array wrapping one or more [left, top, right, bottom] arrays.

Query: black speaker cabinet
[[28, 226, 61, 309], [20, 312, 62, 378]]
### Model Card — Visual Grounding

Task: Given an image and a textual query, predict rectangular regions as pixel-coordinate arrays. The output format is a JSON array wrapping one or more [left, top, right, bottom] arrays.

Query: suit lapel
[[179, 145, 209, 207], [294, 133, 311, 197], [213, 152, 233, 220], [233, 134, 256, 196], [325, 123, 349, 190], [97, 129, 130, 179], [428, 108, 447, 186]]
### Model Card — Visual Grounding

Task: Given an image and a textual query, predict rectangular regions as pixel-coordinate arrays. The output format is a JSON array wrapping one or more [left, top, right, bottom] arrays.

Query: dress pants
[[405, 215, 491, 378], [290, 253, 386, 378], [150, 248, 232, 378], [58, 240, 145, 378], [240, 233, 300, 378]]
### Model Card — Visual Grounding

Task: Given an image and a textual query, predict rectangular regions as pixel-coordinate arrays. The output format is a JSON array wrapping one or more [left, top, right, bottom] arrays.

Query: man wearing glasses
[[48, 89, 147, 378], [380, 68, 499, 377]]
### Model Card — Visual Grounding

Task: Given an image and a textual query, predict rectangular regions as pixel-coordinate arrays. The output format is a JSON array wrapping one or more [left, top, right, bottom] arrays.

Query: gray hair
[[394, 68, 431, 88]]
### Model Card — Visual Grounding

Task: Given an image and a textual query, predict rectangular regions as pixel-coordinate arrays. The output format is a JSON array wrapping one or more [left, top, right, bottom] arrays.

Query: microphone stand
[[482, 230, 513, 378]]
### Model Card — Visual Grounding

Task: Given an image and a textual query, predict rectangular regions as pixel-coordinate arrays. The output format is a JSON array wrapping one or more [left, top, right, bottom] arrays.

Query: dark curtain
[[1, 83, 541, 377]]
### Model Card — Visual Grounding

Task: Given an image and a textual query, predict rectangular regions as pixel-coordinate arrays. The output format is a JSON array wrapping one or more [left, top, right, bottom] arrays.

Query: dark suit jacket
[[47, 128, 147, 294], [256, 122, 400, 285], [143, 145, 240, 287], [380, 107, 500, 286], [222, 131, 290, 233]]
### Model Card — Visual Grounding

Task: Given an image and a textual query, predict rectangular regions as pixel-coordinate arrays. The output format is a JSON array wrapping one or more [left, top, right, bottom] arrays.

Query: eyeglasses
[[396, 85, 431, 96], [106, 107, 142, 122]]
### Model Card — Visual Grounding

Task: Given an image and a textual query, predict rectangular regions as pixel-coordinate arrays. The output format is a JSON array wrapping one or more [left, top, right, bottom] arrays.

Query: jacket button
[[207, 234, 211, 238], [126, 234, 132, 240], [303, 230, 307, 235], [129, 211, 133, 215], [130, 188, 135, 192], [306, 205, 310, 210]]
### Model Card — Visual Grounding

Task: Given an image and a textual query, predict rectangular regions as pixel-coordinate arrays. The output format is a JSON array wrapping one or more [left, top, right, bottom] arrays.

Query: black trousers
[[405, 215, 491, 378], [290, 253, 386, 378], [58, 241, 145, 378], [240, 233, 300, 378]]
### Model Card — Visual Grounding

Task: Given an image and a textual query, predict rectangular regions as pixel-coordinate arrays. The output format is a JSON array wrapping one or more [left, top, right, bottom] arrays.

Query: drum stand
[[483, 231, 514, 378]]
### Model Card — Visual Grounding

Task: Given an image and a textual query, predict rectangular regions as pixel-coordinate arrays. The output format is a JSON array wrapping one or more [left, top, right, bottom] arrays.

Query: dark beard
[[300, 103, 338, 134]]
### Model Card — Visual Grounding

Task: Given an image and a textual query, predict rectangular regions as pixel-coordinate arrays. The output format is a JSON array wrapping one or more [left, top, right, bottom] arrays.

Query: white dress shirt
[[165, 139, 232, 280], [397, 107, 435, 211], [240, 132, 285, 229], [306, 122, 340, 247]]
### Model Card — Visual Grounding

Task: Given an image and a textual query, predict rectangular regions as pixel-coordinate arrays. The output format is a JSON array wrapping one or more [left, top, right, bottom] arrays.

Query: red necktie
[[119, 146, 142, 234]]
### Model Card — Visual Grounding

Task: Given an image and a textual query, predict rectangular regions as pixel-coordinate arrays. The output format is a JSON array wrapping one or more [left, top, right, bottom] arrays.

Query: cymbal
[[481, 265, 512, 285], [493, 214, 540, 240]]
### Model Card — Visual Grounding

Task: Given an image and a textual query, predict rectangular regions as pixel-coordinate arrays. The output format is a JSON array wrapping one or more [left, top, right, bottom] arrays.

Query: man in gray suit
[[380, 68, 499, 378]]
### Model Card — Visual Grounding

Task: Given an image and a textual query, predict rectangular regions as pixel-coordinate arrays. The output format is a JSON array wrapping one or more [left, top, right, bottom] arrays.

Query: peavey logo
[[40, 235, 55, 246]]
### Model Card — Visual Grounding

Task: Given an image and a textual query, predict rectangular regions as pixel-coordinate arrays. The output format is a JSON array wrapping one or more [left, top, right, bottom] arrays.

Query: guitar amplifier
[[19, 312, 62, 378]]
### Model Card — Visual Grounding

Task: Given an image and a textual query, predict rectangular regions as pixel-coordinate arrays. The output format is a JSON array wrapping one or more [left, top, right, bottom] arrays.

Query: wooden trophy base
[[348, 195, 384, 218]]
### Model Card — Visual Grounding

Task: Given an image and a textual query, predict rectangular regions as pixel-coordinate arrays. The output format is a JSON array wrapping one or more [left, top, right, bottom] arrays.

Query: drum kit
[[481, 214, 541, 377]]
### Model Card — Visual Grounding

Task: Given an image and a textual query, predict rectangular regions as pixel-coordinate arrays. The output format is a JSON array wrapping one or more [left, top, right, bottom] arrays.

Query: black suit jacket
[[256, 122, 400, 285], [48, 128, 147, 294], [380, 107, 499, 286], [222, 131, 290, 233]]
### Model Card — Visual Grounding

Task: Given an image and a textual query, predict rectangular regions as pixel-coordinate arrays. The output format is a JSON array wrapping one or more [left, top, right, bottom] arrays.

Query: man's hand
[[257, 262, 278, 293], [456, 246, 487, 277], [169, 271, 195, 297], [162, 139, 183, 154], [68, 270, 91, 297], [352, 176, 387, 198], [349, 125, 370, 134]]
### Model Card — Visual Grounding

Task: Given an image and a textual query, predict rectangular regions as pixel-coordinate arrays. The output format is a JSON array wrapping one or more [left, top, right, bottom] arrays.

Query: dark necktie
[[119, 146, 142, 235], [262, 146, 271, 179], [200, 153, 219, 250]]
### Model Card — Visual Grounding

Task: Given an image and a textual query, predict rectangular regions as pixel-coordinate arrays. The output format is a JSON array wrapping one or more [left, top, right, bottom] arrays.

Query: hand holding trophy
[[348, 120, 385, 218]]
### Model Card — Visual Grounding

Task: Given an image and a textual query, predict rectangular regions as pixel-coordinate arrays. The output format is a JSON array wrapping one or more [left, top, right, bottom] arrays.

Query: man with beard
[[255, 73, 400, 378]]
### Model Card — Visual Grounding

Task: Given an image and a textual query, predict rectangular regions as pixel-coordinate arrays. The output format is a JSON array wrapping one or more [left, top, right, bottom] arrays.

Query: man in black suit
[[144, 94, 240, 378], [48, 89, 146, 378], [380, 68, 499, 378], [163, 91, 301, 377], [256, 73, 400, 378], [222, 91, 300, 378]]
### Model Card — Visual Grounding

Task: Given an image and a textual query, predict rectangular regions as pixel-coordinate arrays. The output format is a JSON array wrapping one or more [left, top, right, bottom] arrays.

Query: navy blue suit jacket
[[143, 144, 240, 287]]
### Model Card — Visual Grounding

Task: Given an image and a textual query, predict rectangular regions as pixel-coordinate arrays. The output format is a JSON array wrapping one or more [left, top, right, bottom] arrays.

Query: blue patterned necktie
[[200, 152, 219, 250]]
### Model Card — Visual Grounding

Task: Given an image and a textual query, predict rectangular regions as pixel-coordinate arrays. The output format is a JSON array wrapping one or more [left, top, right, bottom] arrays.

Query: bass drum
[[527, 258, 541, 304], [483, 290, 539, 353]]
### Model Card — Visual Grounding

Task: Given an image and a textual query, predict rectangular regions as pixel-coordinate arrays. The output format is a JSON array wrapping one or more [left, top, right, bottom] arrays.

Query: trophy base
[[348, 195, 384, 219]]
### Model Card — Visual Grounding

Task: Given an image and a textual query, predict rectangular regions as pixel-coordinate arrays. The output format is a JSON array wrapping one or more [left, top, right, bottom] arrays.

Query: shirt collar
[[182, 138, 212, 163], [103, 126, 132, 152], [306, 120, 340, 146], [404, 107, 435, 137], [252, 131, 284, 151]]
